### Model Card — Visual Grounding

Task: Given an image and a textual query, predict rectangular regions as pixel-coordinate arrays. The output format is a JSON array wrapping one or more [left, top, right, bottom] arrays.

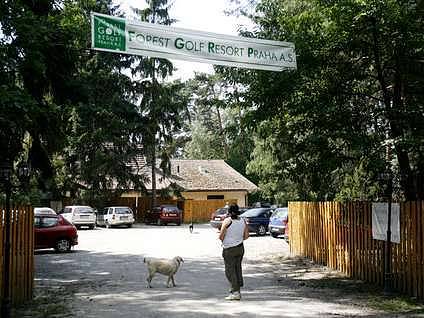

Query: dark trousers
[[222, 243, 244, 292]]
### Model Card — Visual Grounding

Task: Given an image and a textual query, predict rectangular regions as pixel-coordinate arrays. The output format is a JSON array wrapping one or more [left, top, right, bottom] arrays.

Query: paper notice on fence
[[372, 203, 400, 243]]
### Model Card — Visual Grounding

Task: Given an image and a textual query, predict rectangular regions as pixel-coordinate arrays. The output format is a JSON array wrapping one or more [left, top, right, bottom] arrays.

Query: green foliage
[[1, 0, 187, 206], [334, 159, 380, 201], [221, 0, 424, 201]]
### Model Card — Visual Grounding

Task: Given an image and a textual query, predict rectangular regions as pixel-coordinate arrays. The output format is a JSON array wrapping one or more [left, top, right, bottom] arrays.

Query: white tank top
[[222, 218, 245, 249]]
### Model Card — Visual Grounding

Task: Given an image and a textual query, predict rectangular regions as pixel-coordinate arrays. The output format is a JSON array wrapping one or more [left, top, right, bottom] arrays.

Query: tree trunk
[[216, 106, 228, 159], [151, 144, 157, 211], [371, 18, 416, 200]]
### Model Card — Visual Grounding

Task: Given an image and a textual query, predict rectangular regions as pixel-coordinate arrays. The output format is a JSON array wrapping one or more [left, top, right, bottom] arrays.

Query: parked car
[[96, 206, 135, 228], [59, 205, 96, 229], [209, 207, 229, 229], [34, 212, 78, 252], [34, 207, 56, 215], [269, 207, 289, 239], [240, 207, 273, 236], [210, 206, 248, 230], [144, 205, 182, 226]]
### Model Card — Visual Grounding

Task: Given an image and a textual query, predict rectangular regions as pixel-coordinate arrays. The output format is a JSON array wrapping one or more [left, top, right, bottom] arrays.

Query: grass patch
[[12, 287, 73, 318], [368, 295, 424, 314], [305, 277, 380, 294]]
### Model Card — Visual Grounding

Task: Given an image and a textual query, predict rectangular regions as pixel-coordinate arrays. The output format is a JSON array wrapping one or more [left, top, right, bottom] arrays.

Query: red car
[[209, 207, 229, 230], [210, 207, 248, 230], [34, 212, 78, 252], [144, 205, 182, 225]]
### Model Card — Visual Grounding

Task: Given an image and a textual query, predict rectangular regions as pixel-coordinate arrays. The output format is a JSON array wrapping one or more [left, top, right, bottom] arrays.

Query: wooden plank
[[14, 208, 20, 303], [420, 201, 424, 300], [411, 201, 417, 297], [10, 208, 17, 304], [0, 209, 4, 299], [338, 203, 344, 273], [402, 202, 409, 294], [359, 203, 364, 281], [354, 202, 359, 279], [400, 202, 406, 294], [365, 203, 371, 283], [328, 202, 333, 268], [408, 201, 414, 296], [415, 200, 422, 300], [350, 202, 354, 277], [392, 205, 399, 291], [344, 203, 349, 275]]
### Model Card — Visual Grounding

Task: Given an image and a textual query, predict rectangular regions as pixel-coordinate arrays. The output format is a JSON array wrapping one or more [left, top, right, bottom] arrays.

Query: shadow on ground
[[13, 247, 424, 318]]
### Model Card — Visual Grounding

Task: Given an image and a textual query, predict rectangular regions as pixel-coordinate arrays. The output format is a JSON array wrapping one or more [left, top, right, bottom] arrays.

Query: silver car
[[60, 205, 96, 230], [96, 206, 135, 228]]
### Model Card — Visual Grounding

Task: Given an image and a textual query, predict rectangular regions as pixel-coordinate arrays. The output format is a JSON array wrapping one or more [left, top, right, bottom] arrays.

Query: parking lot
[[25, 224, 392, 317]]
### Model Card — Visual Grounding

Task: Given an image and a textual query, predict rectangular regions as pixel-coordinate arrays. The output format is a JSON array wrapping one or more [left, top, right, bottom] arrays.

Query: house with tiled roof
[[122, 158, 258, 207]]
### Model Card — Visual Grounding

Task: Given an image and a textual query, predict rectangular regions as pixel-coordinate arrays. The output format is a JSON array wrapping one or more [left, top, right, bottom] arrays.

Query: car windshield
[[63, 207, 72, 213], [215, 208, 228, 215], [34, 208, 56, 215], [163, 206, 179, 213], [75, 207, 94, 214], [272, 208, 288, 218], [242, 208, 268, 217], [115, 208, 132, 214]]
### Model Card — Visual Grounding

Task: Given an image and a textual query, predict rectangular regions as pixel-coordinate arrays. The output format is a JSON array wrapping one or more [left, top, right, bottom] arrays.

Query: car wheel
[[271, 232, 279, 238], [89, 224, 95, 230], [127, 223, 132, 228], [177, 222, 181, 226], [55, 239, 71, 252], [257, 225, 267, 236]]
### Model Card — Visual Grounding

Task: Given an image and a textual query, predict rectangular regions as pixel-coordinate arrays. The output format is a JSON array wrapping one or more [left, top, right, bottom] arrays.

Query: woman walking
[[219, 203, 249, 300]]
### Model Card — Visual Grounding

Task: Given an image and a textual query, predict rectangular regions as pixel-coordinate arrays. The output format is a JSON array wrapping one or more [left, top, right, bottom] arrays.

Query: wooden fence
[[289, 201, 424, 301], [0, 206, 34, 305]]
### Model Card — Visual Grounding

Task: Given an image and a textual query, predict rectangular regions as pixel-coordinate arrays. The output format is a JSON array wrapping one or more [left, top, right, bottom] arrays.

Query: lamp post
[[384, 169, 393, 295], [0, 161, 12, 318], [378, 168, 393, 295]]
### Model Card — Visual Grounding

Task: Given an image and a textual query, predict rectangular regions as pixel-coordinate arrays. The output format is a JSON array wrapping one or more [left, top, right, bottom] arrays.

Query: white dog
[[144, 256, 184, 288]]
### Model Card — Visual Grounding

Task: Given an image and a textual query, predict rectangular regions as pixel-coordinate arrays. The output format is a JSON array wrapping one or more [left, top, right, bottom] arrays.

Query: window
[[207, 195, 224, 200], [34, 217, 41, 228], [42, 217, 58, 228], [116, 208, 132, 214], [76, 207, 94, 214]]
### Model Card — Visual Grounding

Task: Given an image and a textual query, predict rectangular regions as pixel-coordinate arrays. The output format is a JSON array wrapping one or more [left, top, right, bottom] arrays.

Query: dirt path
[[14, 224, 423, 317]]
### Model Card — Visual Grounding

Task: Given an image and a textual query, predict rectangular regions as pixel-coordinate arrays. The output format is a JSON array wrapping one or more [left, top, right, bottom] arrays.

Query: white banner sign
[[372, 203, 400, 243], [91, 12, 297, 71]]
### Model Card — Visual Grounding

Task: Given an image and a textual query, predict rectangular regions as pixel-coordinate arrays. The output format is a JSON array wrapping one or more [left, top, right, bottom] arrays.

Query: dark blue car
[[240, 208, 273, 236], [269, 207, 289, 239]]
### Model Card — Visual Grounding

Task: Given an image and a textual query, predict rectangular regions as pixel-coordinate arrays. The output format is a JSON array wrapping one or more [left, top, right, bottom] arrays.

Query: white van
[[60, 205, 96, 229], [96, 206, 135, 228]]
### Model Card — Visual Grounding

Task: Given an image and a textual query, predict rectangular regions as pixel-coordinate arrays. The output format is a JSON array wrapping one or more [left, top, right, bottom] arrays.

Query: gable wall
[[181, 191, 248, 207]]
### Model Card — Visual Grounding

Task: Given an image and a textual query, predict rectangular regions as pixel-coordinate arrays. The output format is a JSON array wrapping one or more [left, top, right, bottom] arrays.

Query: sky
[[118, 0, 254, 80]]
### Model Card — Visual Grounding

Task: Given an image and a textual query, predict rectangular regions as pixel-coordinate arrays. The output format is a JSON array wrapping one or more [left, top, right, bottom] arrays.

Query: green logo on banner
[[94, 15, 126, 51]]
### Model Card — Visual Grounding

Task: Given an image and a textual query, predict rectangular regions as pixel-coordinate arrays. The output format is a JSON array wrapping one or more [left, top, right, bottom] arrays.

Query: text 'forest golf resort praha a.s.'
[[91, 12, 297, 72]]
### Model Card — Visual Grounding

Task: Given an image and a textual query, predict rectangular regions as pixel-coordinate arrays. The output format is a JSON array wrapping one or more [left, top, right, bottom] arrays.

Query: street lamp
[[378, 169, 393, 294], [0, 161, 13, 318]]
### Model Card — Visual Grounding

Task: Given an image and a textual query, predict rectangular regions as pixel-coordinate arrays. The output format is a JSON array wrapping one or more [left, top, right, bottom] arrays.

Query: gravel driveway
[[15, 224, 420, 317]]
